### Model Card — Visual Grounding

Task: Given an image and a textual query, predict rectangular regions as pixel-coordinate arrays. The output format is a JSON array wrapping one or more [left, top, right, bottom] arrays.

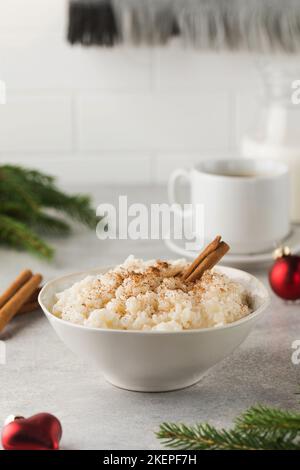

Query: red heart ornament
[[1, 413, 62, 450]]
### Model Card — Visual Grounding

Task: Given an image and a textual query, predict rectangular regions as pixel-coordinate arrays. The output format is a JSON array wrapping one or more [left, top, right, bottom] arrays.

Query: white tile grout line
[[149, 152, 157, 184], [228, 90, 238, 153], [71, 91, 79, 153]]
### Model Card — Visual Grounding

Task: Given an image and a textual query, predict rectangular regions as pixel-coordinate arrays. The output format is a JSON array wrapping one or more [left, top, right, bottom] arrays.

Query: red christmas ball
[[269, 251, 300, 301]]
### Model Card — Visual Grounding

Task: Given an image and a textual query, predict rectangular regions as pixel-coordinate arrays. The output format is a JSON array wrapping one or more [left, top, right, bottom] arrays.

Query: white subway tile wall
[[77, 93, 230, 152], [0, 95, 72, 152], [0, 0, 262, 185], [2, 154, 153, 185]]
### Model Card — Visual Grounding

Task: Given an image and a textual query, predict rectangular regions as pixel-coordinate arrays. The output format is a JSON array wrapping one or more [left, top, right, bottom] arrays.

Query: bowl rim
[[39, 265, 270, 335]]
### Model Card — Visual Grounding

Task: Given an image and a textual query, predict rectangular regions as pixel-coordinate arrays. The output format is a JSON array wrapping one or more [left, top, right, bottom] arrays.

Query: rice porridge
[[52, 256, 251, 331]]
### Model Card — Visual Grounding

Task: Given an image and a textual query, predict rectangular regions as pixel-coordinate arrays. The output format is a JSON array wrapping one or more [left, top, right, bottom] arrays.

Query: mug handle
[[168, 168, 192, 218]]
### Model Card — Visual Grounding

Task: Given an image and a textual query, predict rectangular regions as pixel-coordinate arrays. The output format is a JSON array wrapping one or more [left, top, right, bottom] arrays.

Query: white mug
[[168, 159, 290, 254]]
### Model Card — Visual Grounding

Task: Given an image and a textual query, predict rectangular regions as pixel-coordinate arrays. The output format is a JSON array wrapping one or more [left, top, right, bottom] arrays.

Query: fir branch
[[0, 165, 54, 186], [157, 405, 300, 450], [235, 405, 300, 441], [37, 189, 97, 228], [236, 405, 300, 431], [30, 212, 71, 236], [0, 214, 53, 260], [0, 201, 28, 216], [0, 175, 39, 212], [0, 200, 71, 235], [0, 165, 97, 228], [0, 164, 99, 258]]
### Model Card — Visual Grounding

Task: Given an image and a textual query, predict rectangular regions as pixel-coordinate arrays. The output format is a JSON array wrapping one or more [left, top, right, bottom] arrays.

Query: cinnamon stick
[[16, 287, 41, 316], [0, 274, 42, 332], [182, 236, 221, 281], [26, 287, 42, 304], [186, 241, 230, 282], [18, 301, 40, 315], [0, 270, 32, 309]]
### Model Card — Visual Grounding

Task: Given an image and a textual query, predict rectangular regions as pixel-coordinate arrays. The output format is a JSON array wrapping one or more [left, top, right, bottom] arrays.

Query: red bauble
[[269, 253, 300, 301], [1, 413, 62, 450]]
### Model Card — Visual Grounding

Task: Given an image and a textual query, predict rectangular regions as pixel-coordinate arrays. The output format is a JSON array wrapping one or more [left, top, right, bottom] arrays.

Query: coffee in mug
[[168, 159, 290, 255]]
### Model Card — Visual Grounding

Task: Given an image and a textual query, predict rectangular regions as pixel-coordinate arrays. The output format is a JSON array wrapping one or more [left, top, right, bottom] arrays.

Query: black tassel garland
[[67, 0, 300, 52], [113, 0, 179, 46], [68, 0, 118, 46]]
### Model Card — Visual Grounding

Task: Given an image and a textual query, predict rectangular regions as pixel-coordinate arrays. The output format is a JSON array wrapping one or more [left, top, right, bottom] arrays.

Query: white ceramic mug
[[168, 159, 290, 254]]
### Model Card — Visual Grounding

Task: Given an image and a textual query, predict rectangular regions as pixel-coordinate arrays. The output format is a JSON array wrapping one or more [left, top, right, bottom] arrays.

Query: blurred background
[[0, 0, 263, 186]]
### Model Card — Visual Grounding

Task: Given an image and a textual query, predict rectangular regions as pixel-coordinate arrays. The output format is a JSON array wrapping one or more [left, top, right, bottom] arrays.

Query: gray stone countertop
[[0, 185, 299, 450]]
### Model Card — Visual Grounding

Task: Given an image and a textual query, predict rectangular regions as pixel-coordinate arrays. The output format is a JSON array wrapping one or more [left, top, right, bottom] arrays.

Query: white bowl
[[39, 266, 270, 392]]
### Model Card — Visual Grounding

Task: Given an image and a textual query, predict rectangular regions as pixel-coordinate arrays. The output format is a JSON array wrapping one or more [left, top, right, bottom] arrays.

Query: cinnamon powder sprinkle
[[52, 256, 251, 331]]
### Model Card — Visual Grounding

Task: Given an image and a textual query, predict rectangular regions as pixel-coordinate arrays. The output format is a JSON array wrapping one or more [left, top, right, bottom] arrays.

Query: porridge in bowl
[[52, 255, 251, 331], [40, 237, 269, 391]]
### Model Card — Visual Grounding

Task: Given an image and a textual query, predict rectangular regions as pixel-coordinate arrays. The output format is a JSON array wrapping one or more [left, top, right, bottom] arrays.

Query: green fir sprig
[[0, 165, 98, 259], [157, 405, 300, 450]]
